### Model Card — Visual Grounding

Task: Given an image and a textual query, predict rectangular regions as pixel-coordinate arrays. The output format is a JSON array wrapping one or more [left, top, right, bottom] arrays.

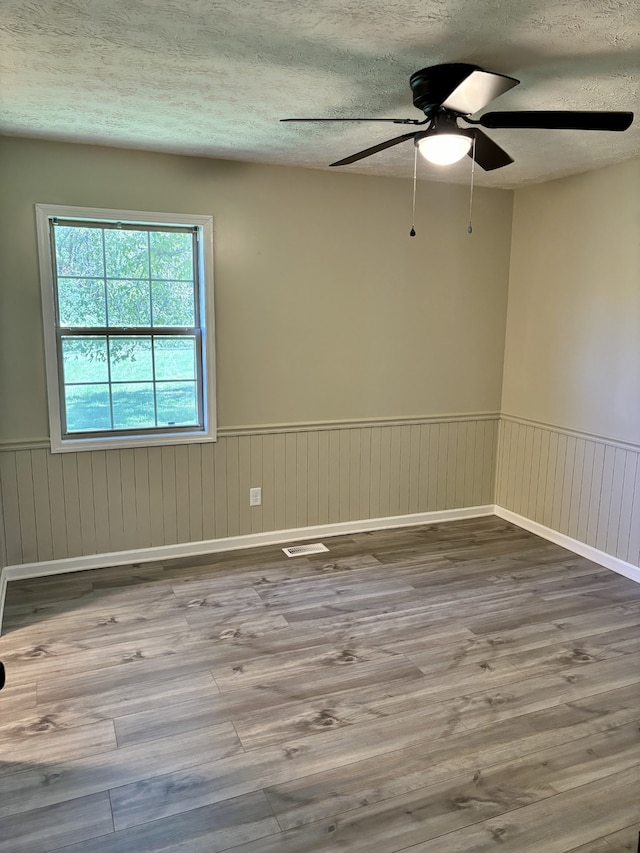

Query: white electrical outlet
[[249, 487, 262, 507]]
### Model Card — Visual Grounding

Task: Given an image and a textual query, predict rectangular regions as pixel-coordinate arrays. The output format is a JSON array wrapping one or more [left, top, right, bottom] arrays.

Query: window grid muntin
[[102, 229, 110, 327], [57, 275, 195, 282], [51, 219, 204, 439], [146, 231, 159, 425]]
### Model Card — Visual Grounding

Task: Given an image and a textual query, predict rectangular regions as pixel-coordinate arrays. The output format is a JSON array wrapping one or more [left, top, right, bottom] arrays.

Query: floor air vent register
[[282, 543, 329, 557]]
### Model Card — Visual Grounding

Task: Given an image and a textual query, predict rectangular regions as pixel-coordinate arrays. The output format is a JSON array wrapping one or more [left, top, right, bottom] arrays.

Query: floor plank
[[392, 765, 640, 852], [0, 719, 117, 776], [0, 722, 242, 820], [114, 657, 424, 748], [264, 694, 640, 831], [47, 791, 279, 853], [0, 793, 113, 853], [200, 763, 640, 853]]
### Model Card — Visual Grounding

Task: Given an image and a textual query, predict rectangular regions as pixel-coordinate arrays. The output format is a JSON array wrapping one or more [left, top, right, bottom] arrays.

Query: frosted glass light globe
[[417, 134, 472, 165]]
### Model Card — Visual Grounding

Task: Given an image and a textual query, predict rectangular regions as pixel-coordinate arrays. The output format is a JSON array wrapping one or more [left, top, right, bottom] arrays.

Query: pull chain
[[468, 136, 476, 234], [410, 144, 417, 236]]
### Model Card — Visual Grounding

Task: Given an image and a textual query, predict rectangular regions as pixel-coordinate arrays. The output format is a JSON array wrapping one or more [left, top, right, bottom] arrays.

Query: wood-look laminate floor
[[1, 516, 639, 853]]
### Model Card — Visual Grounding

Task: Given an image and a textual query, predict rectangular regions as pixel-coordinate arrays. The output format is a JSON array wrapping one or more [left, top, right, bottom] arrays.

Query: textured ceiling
[[1, 0, 638, 188]]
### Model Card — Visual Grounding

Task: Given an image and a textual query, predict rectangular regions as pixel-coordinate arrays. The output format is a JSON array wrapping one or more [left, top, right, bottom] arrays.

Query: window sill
[[51, 429, 216, 453]]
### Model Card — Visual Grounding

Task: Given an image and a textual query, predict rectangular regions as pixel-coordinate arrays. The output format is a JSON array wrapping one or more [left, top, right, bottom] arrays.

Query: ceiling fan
[[281, 63, 634, 171]]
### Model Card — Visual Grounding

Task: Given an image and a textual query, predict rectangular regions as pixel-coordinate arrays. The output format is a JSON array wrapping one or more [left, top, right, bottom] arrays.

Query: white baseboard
[[3, 504, 638, 635], [0, 506, 493, 633], [0, 572, 6, 636], [1, 505, 494, 586], [494, 505, 640, 585]]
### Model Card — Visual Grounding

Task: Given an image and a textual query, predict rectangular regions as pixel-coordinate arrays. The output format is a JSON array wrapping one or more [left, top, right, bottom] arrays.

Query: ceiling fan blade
[[281, 118, 427, 125], [329, 132, 417, 167], [470, 129, 514, 171], [443, 70, 519, 116], [478, 111, 634, 131], [410, 64, 516, 115]]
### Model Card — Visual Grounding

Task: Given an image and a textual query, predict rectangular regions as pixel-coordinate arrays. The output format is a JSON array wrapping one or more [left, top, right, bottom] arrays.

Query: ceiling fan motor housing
[[410, 63, 482, 115]]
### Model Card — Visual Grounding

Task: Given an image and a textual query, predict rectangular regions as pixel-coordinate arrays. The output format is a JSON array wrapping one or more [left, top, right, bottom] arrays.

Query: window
[[36, 205, 216, 452]]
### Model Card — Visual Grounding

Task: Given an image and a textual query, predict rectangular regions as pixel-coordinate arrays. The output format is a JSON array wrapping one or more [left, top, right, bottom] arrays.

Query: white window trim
[[35, 204, 217, 453]]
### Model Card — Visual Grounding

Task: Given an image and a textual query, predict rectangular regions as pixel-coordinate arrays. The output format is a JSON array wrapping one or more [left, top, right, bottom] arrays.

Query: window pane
[[58, 278, 106, 327], [61, 337, 109, 383], [107, 280, 151, 326], [151, 281, 195, 326], [156, 382, 198, 426], [150, 231, 193, 280], [104, 229, 149, 279], [112, 383, 156, 429], [110, 337, 153, 382], [154, 337, 196, 380], [65, 384, 112, 433], [55, 226, 105, 277]]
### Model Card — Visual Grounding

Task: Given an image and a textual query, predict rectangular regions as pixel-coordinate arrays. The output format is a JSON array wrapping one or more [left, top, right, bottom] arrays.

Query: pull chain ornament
[[468, 136, 477, 234], [410, 144, 418, 236]]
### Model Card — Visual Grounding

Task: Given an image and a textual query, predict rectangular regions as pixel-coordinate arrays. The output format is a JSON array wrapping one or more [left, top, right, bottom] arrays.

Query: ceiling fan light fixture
[[417, 133, 472, 165]]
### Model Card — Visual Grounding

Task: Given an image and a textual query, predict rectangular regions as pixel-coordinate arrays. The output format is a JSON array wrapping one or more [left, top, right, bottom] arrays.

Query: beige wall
[[497, 159, 640, 569], [0, 137, 510, 567], [0, 136, 513, 443], [502, 159, 640, 445]]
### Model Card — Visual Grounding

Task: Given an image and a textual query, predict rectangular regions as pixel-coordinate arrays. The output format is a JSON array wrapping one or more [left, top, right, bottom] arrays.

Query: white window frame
[[35, 204, 216, 453]]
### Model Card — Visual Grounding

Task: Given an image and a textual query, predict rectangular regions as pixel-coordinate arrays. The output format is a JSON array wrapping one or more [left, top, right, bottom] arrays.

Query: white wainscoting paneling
[[496, 416, 640, 569], [0, 416, 499, 566]]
